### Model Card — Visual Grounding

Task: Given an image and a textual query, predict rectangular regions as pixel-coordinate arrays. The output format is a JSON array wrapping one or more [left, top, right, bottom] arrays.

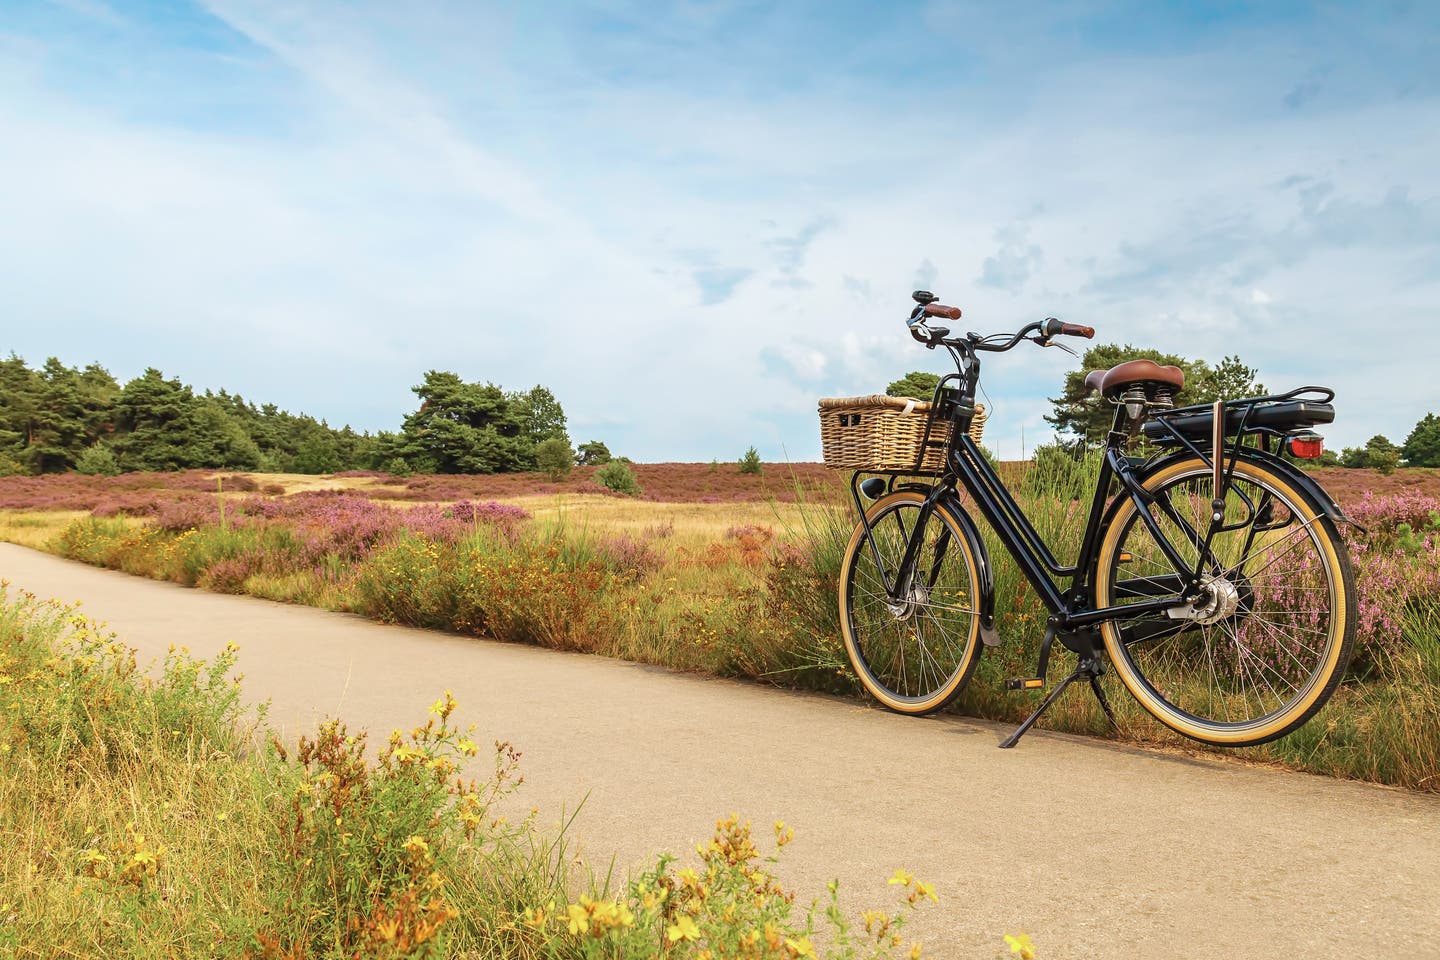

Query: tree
[[738, 446, 763, 475], [886, 371, 941, 400], [1402, 413, 1440, 467], [535, 438, 574, 481], [1193, 355, 1266, 405], [24, 358, 90, 473], [576, 440, 611, 466], [0, 354, 41, 471], [596, 459, 642, 496], [109, 370, 260, 471], [1340, 435, 1399, 474], [396, 371, 528, 474], [74, 443, 120, 476], [290, 431, 343, 474], [510, 385, 568, 448], [1047, 346, 1264, 444]]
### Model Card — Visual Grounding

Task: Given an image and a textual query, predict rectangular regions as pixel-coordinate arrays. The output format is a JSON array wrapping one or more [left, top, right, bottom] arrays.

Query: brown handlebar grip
[[923, 303, 962, 321], [1061, 322, 1095, 339]]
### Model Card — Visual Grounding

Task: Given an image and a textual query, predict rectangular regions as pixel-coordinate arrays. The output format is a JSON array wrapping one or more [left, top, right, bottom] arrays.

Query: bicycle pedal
[[1005, 677, 1045, 691]]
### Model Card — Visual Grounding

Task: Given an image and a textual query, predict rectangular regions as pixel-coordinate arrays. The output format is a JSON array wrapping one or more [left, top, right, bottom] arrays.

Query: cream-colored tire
[[1094, 456, 1355, 746], [839, 491, 983, 715]]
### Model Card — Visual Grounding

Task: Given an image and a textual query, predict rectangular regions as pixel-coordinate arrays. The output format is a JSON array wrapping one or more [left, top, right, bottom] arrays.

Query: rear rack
[[1141, 386, 1335, 446]]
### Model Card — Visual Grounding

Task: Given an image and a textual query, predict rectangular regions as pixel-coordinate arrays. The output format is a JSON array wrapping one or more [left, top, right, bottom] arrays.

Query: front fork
[[849, 474, 950, 602]]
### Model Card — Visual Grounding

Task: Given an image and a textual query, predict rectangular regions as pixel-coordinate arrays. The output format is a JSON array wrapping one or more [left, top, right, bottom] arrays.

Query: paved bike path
[[4, 542, 1437, 959]]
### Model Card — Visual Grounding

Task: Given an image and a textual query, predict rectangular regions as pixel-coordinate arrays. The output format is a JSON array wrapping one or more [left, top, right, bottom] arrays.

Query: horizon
[[2, 1, 1437, 460]]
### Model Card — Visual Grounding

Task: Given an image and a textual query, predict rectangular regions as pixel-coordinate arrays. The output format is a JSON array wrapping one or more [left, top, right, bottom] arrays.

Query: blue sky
[[2, 1, 1437, 460]]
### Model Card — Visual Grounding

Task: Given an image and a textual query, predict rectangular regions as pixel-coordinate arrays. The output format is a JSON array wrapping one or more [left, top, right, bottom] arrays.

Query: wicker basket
[[818, 395, 987, 472]]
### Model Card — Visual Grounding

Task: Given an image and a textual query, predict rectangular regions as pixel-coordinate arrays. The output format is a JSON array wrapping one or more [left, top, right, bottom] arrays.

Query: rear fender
[[1089, 445, 1352, 612], [1141, 446, 1349, 526]]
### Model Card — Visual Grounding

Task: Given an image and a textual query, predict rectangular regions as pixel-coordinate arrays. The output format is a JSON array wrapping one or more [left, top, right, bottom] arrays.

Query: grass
[[3, 462, 1439, 794], [0, 509, 94, 548], [0, 585, 970, 959]]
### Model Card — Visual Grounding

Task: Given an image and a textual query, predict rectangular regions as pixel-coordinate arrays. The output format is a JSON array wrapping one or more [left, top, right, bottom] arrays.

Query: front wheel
[[1093, 456, 1356, 747], [839, 490, 983, 715]]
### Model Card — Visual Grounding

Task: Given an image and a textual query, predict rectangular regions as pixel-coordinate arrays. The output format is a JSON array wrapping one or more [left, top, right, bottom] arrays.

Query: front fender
[[936, 492, 999, 644]]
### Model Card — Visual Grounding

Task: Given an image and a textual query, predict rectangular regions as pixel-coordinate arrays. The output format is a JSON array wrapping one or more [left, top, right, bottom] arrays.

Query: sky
[[1, 0, 1437, 461]]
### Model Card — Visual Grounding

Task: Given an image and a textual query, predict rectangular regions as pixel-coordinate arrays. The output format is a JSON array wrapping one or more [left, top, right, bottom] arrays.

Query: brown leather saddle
[[1083, 359, 1185, 400]]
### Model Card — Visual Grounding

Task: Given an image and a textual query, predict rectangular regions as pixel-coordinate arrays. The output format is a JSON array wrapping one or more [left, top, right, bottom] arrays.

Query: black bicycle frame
[[853, 341, 1244, 635]]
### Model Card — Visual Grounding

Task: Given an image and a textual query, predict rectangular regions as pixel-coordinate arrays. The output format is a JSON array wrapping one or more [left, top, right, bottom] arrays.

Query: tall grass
[[29, 462, 1440, 792], [0, 586, 960, 959], [788, 458, 1440, 789]]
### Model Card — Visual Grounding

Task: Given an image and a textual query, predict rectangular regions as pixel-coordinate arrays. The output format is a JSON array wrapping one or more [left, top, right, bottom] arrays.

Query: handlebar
[[1041, 318, 1095, 339], [906, 300, 1095, 353]]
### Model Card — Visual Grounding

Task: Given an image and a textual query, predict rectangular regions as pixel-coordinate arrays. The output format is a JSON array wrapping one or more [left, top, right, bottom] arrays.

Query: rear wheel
[[839, 490, 983, 714], [1094, 456, 1355, 746]]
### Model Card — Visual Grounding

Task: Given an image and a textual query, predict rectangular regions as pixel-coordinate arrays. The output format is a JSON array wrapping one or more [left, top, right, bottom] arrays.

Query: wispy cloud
[[0, 1, 1437, 460]]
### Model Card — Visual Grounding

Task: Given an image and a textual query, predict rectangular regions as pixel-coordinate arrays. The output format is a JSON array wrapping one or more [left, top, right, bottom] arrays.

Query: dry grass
[[504, 494, 836, 547], [252, 472, 387, 495], [0, 509, 95, 548]]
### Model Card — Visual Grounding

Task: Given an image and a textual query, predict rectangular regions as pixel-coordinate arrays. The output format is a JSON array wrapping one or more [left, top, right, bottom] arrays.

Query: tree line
[[0, 356, 613, 476]]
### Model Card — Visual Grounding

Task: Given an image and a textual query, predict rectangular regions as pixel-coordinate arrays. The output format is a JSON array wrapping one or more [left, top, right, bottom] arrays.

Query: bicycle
[[821, 290, 1355, 748]]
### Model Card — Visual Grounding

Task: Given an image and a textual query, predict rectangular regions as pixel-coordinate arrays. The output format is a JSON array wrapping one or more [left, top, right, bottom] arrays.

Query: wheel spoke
[[842, 497, 981, 712], [1098, 464, 1352, 744]]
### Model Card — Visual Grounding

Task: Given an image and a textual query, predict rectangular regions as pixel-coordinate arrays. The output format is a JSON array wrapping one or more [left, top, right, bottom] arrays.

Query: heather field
[[1, 463, 1438, 792], [0, 463, 849, 513]]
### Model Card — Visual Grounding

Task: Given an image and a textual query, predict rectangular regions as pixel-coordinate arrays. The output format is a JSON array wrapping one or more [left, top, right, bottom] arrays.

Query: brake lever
[[1031, 335, 1079, 359]]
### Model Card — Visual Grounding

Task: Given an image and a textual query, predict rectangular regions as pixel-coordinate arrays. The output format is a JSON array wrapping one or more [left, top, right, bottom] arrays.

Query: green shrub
[[535, 438, 574, 482], [74, 444, 121, 476], [385, 456, 413, 478], [597, 459, 643, 496], [738, 446, 763, 475], [1022, 442, 1101, 501]]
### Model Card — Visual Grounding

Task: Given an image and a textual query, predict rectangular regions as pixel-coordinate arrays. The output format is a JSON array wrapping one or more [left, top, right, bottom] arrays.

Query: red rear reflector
[[1289, 436, 1324, 459]]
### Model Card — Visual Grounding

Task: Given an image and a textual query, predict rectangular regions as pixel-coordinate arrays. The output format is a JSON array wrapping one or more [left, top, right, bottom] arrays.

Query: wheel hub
[[1167, 575, 1242, 625], [887, 578, 930, 621]]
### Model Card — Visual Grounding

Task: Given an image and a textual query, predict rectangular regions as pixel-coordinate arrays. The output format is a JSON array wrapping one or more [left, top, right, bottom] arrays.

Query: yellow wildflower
[[666, 914, 701, 943], [403, 835, 430, 855], [374, 914, 402, 943], [785, 936, 816, 957], [1006, 933, 1037, 960], [887, 868, 914, 887], [523, 900, 554, 929]]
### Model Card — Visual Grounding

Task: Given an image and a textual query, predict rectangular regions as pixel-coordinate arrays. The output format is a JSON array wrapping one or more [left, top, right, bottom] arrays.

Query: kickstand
[[998, 656, 1116, 749], [1088, 672, 1119, 731]]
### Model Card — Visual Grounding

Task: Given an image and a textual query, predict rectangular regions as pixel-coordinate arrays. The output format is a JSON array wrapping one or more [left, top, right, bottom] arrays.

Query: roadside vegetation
[[3, 461, 1437, 793], [0, 586, 962, 959]]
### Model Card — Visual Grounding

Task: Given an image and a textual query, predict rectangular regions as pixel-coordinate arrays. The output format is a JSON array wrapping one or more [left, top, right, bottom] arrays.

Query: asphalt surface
[[4, 542, 1438, 959]]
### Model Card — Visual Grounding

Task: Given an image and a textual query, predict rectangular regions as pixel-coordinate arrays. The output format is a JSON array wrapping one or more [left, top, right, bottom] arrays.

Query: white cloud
[[1, 2, 1437, 462]]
